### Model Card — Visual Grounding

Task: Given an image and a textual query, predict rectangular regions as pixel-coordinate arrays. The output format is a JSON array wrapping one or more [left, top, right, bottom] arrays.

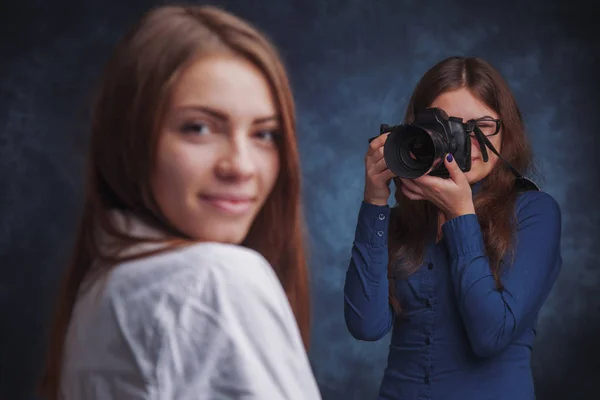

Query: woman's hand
[[399, 154, 476, 219], [364, 133, 396, 206]]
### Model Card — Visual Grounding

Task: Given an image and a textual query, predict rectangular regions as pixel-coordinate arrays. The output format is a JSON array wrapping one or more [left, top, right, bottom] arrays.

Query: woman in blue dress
[[343, 56, 562, 400]]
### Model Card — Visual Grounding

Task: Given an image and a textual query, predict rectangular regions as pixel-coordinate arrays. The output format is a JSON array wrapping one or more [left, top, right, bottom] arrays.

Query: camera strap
[[469, 124, 540, 191]]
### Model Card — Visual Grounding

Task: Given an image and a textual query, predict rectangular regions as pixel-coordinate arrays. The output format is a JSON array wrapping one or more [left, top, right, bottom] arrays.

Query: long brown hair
[[388, 56, 534, 314], [38, 5, 311, 399]]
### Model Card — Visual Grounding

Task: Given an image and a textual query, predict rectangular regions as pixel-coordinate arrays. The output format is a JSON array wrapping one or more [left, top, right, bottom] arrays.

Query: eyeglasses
[[468, 117, 501, 137]]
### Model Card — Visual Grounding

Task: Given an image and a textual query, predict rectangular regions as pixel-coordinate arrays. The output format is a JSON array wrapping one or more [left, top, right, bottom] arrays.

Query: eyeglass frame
[[467, 117, 501, 137]]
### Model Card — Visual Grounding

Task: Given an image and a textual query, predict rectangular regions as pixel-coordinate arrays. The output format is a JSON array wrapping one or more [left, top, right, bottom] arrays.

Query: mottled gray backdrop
[[1, 0, 598, 399]]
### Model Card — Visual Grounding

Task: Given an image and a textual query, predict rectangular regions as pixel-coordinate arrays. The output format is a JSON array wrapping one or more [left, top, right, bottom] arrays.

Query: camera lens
[[406, 135, 434, 164], [383, 125, 446, 178]]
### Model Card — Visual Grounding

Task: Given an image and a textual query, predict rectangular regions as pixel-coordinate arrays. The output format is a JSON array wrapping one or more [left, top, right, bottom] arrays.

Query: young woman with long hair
[[344, 56, 562, 400], [38, 5, 320, 399]]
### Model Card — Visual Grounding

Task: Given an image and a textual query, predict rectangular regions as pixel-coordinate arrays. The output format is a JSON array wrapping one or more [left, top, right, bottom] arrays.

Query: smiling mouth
[[199, 195, 256, 215]]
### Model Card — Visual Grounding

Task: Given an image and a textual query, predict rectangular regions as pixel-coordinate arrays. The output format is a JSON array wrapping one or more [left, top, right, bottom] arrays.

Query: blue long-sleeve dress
[[343, 186, 562, 400]]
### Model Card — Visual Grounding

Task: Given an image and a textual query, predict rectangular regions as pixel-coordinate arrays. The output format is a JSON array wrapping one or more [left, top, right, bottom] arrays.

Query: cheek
[[151, 137, 206, 209], [257, 149, 280, 197], [469, 138, 482, 156], [466, 138, 501, 181], [487, 135, 502, 165], [469, 135, 502, 164], [492, 136, 502, 152]]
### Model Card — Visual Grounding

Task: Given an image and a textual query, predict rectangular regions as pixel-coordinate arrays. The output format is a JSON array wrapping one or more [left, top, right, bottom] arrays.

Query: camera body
[[381, 107, 472, 179]]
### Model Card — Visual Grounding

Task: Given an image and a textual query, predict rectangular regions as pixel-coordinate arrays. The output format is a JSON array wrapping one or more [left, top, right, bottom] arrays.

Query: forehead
[[430, 88, 498, 120], [168, 55, 277, 118]]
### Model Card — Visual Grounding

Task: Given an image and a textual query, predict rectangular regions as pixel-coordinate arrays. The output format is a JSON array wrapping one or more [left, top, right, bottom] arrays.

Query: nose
[[215, 136, 257, 181]]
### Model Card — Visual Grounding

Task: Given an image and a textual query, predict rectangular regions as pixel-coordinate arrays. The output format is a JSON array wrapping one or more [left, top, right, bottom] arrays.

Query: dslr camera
[[381, 107, 472, 179]]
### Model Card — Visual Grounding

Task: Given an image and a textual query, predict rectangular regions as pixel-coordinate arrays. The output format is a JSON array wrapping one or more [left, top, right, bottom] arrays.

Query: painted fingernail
[[446, 154, 453, 162]]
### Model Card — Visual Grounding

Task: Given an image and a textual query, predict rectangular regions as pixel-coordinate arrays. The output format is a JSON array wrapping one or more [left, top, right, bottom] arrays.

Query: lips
[[200, 194, 256, 215]]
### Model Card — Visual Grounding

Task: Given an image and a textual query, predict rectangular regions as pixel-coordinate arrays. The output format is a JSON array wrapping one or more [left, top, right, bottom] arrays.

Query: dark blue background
[[1, 0, 598, 399]]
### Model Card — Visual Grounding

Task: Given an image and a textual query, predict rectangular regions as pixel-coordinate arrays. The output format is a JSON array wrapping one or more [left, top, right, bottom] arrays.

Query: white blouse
[[59, 211, 321, 399]]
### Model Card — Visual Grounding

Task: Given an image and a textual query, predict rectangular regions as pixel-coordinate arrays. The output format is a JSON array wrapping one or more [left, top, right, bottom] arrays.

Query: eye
[[181, 122, 211, 136], [474, 119, 499, 136], [254, 129, 282, 142]]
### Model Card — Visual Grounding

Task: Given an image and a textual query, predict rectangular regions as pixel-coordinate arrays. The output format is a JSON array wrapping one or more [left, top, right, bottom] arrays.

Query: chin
[[464, 171, 480, 184], [172, 205, 256, 244], [196, 228, 249, 245], [465, 167, 495, 186], [175, 218, 249, 244]]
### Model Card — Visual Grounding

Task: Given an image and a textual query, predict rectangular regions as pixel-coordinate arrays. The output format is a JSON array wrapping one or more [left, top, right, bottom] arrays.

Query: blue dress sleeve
[[343, 201, 395, 341], [441, 191, 562, 357]]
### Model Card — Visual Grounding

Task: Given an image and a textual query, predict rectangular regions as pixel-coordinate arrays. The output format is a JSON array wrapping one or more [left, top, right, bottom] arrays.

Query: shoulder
[[513, 190, 562, 237], [97, 242, 289, 339], [80, 243, 298, 389], [181, 243, 286, 306], [95, 242, 292, 357], [515, 190, 561, 220], [105, 242, 282, 308], [184, 242, 283, 300]]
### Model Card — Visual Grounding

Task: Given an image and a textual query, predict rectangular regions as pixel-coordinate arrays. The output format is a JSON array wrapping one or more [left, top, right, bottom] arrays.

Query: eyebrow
[[473, 115, 497, 120], [177, 105, 279, 124]]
